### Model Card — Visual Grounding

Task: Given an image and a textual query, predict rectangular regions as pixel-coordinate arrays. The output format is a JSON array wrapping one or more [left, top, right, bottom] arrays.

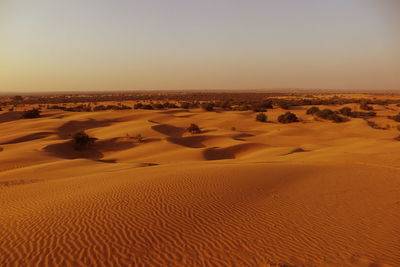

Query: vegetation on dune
[[278, 102, 290, 110], [187, 123, 201, 134], [12, 95, 24, 102], [72, 131, 97, 149], [256, 113, 267, 122], [201, 102, 214, 111], [306, 106, 320, 115], [278, 112, 299, 123], [338, 107, 352, 116], [315, 109, 345, 123], [338, 107, 376, 118], [132, 133, 144, 143], [360, 101, 373, 111], [22, 108, 41, 119], [388, 113, 400, 122]]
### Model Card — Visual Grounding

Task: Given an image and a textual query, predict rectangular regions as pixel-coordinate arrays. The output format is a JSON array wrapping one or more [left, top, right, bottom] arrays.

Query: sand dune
[[1, 106, 400, 266]]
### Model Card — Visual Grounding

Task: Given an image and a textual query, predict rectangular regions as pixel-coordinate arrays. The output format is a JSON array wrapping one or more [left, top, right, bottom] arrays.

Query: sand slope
[[1, 107, 400, 266]]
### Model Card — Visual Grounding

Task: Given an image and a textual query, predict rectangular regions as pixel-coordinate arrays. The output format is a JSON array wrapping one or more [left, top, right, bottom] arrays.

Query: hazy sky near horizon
[[1, 0, 399, 92]]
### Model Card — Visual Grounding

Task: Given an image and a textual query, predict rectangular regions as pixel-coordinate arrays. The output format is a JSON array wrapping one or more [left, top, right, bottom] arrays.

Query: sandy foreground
[[0, 105, 400, 266]]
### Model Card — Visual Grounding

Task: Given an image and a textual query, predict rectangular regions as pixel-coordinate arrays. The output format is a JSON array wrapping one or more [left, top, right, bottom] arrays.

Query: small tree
[[256, 113, 267, 122], [187, 123, 201, 134], [278, 112, 299, 123], [72, 131, 97, 149]]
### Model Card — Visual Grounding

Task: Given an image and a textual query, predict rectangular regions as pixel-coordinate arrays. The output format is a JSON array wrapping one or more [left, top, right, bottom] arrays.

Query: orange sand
[[1, 105, 400, 266]]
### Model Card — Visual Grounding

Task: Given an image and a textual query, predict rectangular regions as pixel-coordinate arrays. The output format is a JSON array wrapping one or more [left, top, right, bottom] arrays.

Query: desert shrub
[[141, 104, 153, 110], [315, 109, 334, 119], [278, 102, 290, 110], [22, 108, 41, 119], [230, 126, 236, 131], [339, 107, 352, 116], [152, 103, 164, 110], [252, 105, 266, 112], [389, 113, 400, 122], [134, 103, 143, 109], [278, 112, 299, 123], [72, 131, 97, 149], [65, 105, 93, 112], [180, 102, 191, 109], [330, 114, 346, 123], [350, 111, 376, 118], [187, 123, 201, 134], [252, 101, 272, 112], [133, 133, 144, 142], [256, 112, 267, 122], [306, 106, 320, 115], [316, 109, 345, 122], [163, 102, 178, 109], [201, 103, 214, 111], [49, 105, 67, 111], [261, 101, 273, 109], [397, 125, 400, 131], [360, 102, 373, 111], [12, 95, 23, 102], [366, 120, 386, 130]]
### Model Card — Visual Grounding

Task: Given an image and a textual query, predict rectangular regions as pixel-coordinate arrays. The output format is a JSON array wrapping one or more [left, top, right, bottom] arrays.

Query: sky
[[1, 0, 399, 92]]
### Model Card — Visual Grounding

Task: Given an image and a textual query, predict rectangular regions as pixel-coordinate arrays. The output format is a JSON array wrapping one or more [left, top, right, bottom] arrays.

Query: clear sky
[[1, 0, 399, 92]]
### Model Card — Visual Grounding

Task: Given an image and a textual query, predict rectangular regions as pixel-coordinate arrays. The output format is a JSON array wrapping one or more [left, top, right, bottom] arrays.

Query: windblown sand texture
[[1, 103, 400, 266]]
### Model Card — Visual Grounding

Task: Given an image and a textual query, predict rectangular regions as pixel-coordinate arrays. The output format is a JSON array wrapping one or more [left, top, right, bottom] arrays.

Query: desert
[[0, 92, 400, 266]]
